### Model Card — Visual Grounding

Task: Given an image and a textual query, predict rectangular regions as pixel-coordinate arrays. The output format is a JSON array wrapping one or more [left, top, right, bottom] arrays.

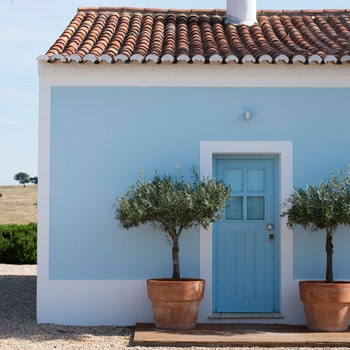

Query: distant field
[[0, 185, 37, 224]]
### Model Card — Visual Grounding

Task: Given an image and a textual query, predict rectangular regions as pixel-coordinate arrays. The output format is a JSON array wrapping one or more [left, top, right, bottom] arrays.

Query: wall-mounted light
[[244, 110, 251, 120]]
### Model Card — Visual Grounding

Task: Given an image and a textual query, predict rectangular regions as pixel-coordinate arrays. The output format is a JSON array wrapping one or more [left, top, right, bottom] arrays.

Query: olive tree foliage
[[282, 168, 350, 283], [30, 177, 38, 185], [13, 173, 37, 186], [14, 172, 31, 187], [114, 166, 231, 280]]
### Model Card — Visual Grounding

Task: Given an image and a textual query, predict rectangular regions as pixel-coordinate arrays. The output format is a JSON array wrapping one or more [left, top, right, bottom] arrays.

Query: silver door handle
[[266, 223, 273, 231]]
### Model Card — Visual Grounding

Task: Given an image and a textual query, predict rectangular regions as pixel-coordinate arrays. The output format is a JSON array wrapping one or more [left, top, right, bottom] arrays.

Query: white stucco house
[[37, 0, 350, 326]]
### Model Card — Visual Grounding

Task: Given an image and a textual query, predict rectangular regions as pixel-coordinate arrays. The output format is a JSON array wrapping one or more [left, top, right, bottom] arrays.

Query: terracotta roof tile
[[38, 7, 350, 64], [176, 15, 190, 60]]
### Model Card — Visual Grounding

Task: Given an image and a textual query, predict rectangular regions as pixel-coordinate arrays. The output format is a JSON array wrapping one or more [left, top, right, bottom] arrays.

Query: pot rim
[[147, 278, 205, 283], [299, 280, 350, 286]]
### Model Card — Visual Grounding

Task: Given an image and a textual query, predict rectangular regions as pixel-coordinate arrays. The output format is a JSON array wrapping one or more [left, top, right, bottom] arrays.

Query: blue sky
[[1, 0, 349, 185]]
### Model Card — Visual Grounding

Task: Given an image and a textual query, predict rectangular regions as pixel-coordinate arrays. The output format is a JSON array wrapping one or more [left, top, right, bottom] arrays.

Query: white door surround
[[198, 141, 303, 324]]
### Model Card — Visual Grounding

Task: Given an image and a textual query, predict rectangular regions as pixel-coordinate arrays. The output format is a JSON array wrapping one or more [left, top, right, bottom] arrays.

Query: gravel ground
[[0, 264, 349, 350], [0, 265, 132, 350]]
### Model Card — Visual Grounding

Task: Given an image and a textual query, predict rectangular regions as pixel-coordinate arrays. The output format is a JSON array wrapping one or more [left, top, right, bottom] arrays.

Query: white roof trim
[[177, 54, 190, 62], [68, 54, 82, 63], [241, 54, 255, 63], [38, 53, 350, 66], [38, 60, 350, 88], [115, 54, 128, 62], [308, 55, 322, 64], [161, 54, 175, 63], [37, 55, 49, 61], [51, 54, 67, 62], [145, 54, 159, 63], [292, 55, 306, 64], [259, 54, 273, 63], [84, 54, 97, 63], [324, 55, 337, 64], [225, 55, 239, 63], [99, 54, 113, 63], [192, 54, 205, 63], [341, 55, 350, 63], [209, 54, 223, 63], [130, 54, 144, 62], [275, 54, 289, 63]]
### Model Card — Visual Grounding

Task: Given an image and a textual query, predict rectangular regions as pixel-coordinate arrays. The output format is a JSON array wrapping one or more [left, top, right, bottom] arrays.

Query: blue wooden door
[[214, 157, 279, 313]]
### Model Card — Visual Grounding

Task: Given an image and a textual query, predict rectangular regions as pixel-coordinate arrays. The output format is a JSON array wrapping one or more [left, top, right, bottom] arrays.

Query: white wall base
[[37, 279, 153, 326]]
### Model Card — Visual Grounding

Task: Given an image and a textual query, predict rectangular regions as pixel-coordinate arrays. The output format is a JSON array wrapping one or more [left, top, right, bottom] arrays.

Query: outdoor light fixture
[[244, 110, 251, 120]]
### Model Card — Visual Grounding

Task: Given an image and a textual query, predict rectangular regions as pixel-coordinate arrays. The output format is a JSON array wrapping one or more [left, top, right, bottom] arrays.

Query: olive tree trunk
[[172, 235, 180, 280], [169, 228, 184, 280], [325, 228, 334, 283]]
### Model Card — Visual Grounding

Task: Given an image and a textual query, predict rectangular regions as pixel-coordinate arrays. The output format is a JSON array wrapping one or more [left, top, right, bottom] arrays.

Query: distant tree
[[14, 172, 31, 187], [30, 177, 38, 185]]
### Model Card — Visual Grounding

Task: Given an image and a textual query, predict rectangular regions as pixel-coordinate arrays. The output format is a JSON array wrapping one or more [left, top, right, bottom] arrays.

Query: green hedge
[[0, 223, 37, 264]]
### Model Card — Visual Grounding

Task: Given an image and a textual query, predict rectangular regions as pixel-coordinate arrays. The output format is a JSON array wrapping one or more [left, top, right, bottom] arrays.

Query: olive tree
[[114, 166, 231, 280], [282, 169, 350, 283], [14, 172, 31, 187]]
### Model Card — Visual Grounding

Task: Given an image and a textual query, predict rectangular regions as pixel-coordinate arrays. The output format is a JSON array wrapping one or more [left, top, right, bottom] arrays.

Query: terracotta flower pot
[[147, 278, 205, 330], [299, 281, 350, 331]]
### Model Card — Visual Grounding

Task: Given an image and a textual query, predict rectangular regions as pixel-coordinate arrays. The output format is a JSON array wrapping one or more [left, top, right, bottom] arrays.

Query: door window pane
[[225, 169, 243, 193], [247, 196, 264, 220], [226, 197, 243, 220], [247, 169, 265, 193]]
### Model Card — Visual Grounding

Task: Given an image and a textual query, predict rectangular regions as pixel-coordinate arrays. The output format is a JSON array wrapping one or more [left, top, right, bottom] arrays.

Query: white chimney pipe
[[225, 0, 257, 26]]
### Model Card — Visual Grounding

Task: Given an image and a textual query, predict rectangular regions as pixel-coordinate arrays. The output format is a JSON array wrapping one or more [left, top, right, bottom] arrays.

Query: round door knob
[[266, 223, 273, 231]]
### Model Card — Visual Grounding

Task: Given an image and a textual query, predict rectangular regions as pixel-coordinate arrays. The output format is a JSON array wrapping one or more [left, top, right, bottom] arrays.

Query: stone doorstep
[[134, 323, 350, 347]]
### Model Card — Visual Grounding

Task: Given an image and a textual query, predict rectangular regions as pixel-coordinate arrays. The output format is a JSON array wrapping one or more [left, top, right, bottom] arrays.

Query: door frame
[[199, 141, 294, 320], [213, 155, 280, 313]]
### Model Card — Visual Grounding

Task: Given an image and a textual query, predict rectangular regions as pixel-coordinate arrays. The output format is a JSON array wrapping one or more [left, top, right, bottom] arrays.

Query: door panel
[[214, 157, 278, 313]]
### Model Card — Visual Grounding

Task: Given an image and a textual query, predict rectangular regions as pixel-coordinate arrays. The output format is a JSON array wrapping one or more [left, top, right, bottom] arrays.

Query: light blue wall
[[50, 86, 350, 280]]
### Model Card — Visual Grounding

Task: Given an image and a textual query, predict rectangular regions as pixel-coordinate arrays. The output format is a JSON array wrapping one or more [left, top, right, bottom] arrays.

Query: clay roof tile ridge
[[39, 8, 350, 65]]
